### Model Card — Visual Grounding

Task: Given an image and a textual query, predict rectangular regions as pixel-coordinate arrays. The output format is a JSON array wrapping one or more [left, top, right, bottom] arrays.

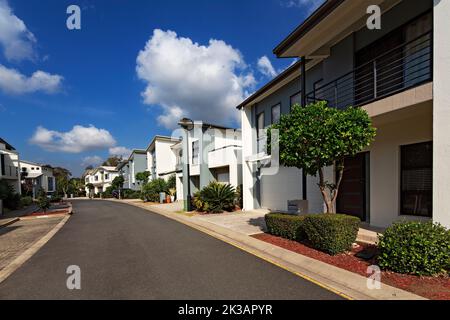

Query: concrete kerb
[[105, 199, 426, 301]]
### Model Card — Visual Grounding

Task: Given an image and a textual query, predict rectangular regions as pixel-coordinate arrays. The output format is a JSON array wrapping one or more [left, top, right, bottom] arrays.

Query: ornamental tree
[[135, 171, 150, 187], [269, 101, 376, 213]]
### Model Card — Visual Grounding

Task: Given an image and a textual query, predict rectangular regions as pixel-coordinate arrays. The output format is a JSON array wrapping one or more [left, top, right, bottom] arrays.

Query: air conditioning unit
[[287, 200, 309, 215]]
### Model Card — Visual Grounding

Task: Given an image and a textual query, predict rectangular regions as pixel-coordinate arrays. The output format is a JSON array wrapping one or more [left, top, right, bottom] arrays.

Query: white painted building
[[20, 160, 55, 198], [0, 138, 21, 194], [177, 122, 242, 209], [84, 166, 119, 195], [239, 0, 448, 228], [117, 150, 148, 191], [146, 135, 180, 182]]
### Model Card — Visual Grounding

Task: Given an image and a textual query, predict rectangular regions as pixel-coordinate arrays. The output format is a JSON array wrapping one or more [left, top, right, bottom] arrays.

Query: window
[[400, 142, 432, 217], [192, 140, 199, 165], [47, 177, 54, 192], [0, 154, 4, 176], [290, 92, 301, 110], [256, 112, 265, 153], [105, 174, 109, 180], [271, 104, 281, 124]]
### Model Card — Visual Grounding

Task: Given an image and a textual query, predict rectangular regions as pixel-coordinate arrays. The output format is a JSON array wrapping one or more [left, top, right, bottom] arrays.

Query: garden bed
[[26, 210, 68, 217], [252, 233, 450, 300]]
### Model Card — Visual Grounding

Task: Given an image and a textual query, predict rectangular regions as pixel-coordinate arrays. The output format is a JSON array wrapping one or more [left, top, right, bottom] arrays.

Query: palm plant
[[200, 182, 236, 213]]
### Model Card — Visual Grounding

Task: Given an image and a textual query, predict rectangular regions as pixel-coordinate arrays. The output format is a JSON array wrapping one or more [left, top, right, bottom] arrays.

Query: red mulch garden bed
[[252, 233, 450, 300], [27, 210, 68, 217]]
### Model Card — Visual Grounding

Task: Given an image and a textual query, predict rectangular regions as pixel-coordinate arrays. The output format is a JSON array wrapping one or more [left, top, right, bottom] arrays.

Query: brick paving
[[0, 217, 63, 271]]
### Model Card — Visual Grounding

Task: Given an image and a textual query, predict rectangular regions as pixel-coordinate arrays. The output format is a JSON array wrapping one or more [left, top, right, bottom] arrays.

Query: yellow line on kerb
[[180, 218, 353, 300]]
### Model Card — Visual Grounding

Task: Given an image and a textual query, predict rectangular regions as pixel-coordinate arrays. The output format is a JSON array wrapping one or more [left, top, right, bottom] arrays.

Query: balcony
[[208, 145, 242, 169], [306, 32, 432, 110], [1, 165, 18, 179]]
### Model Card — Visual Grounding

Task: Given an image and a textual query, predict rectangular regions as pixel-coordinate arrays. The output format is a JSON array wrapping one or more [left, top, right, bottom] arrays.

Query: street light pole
[[178, 118, 194, 212]]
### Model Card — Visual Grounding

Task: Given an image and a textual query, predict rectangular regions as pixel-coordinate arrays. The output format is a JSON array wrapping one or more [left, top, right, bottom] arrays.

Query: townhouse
[[177, 121, 242, 208], [239, 0, 449, 228], [117, 149, 147, 190], [0, 138, 21, 194], [20, 160, 55, 198], [84, 166, 119, 195], [146, 135, 180, 182]]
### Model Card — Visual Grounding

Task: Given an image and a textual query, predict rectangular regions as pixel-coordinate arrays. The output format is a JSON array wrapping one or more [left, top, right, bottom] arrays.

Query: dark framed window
[[290, 91, 301, 110], [271, 103, 281, 124], [47, 177, 54, 192], [256, 112, 266, 154], [192, 140, 199, 165], [256, 112, 265, 137], [0, 154, 4, 176], [400, 141, 432, 217]]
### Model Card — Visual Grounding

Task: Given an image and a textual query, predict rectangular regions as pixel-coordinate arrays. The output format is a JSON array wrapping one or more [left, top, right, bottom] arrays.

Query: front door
[[336, 152, 368, 221]]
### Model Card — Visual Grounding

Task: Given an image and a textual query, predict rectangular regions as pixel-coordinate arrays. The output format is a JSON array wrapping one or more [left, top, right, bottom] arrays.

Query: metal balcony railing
[[306, 32, 432, 109]]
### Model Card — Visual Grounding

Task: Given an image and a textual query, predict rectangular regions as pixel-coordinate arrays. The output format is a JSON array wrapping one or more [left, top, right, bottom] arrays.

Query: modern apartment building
[[20, 160, 55, 198], [146, 136, 180, 182], [239, 0, 448, 228], [178, 122, 242, 207], [84, 166, 119, 195], [118, 150, 147, 191], [0, 138, 21, 194]]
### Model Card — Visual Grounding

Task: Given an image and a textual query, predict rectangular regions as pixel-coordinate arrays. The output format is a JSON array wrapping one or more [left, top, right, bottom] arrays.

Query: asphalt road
[[0, 200, 342, 300]]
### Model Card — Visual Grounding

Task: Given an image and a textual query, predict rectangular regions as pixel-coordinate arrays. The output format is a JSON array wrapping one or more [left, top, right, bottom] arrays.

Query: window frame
[[290, 91, 302, 111], [271, 103, 281, 124], [399, 141, 433, 217]]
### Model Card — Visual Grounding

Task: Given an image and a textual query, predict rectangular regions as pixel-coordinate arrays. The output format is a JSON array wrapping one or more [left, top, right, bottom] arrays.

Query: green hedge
[[378, 221, 450, 276], [265, 213, 308, 241], [302, 214, 360, 255]]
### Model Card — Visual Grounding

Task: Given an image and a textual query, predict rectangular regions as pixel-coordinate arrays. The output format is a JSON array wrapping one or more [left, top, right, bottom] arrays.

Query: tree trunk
[[318, 168, 333, 213]]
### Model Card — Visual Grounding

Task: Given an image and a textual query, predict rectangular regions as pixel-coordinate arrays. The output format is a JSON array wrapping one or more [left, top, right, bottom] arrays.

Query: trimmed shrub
[[141, 179, 167, 202], [265, 213, 308, 241], [37, 189, 51, 212], [123, 189, 141, 199], [20, 196, 33, 207], [302, 214, 360, 255], [378, 221, 450, 276]]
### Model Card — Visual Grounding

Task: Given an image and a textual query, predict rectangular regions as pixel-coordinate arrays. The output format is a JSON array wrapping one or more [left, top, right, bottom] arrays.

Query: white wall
[[369, 106, 432, 228], [433, 0, 450, 228], [155, 140, 177, 178], [260, 166, 303, 211], [241, 108, 256, 211]]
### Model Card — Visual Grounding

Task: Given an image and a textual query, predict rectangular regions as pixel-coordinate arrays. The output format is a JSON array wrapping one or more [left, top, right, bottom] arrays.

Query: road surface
[[0, 200, 342, 300]]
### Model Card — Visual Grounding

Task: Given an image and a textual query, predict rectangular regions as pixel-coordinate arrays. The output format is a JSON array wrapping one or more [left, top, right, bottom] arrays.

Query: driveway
[[0, 200, 342, 300]]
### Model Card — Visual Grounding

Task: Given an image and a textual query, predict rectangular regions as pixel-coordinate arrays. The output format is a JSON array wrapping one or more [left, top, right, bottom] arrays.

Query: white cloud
[[109, 146, 132, 158], [282, 0, 324, 12], [0, 64, 63, 94], [29, 125, 116, 153], [81, 156, 103, 167], [136, 29, 256, 129], [257, 56, 278, 78], [0, 0, 36, 61]]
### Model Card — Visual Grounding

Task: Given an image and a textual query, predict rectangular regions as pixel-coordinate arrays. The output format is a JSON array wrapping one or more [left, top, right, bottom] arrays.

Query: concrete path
[[195, 211, 268, 235], [0, 200, 342, 300]]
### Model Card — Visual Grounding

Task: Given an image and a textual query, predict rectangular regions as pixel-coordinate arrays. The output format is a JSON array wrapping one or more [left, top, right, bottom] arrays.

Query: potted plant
[[169, 188, 176, 203]]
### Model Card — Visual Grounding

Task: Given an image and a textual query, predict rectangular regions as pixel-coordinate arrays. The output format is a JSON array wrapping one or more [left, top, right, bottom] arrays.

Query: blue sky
[[0, 0, 323, 176]]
